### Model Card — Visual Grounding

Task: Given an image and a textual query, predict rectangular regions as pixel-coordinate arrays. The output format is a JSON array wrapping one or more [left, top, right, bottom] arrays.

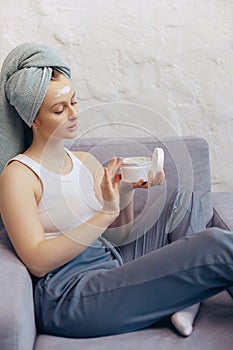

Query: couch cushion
[[34, 292, 233, 350], [0, 220, 36, 350], [212, 192, 233, 230]]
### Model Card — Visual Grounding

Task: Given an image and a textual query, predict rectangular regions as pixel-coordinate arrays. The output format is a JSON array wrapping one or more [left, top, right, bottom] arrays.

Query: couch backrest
[[0, 135, 213, 252], [67, 136, 213, 226]]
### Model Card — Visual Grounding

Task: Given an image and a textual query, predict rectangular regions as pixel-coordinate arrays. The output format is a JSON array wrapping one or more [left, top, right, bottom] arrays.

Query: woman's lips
[[67, 123, 77, 131]]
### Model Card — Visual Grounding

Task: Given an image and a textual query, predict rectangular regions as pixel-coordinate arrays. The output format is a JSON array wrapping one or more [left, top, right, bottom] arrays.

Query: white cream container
[[121, 148, 164, 183], [121, 157, 152, 182]]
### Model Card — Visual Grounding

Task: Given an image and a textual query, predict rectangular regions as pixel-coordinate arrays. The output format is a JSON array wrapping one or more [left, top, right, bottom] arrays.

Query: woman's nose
[[68, 105, 78, 120]]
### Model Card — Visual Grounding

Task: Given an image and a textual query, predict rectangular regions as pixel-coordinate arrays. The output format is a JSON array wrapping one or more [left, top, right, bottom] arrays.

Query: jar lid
[[122, 157, 151, 166]]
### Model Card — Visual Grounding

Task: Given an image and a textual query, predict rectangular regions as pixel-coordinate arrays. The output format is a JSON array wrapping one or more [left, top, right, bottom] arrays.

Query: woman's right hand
[[100, 157, 123, 217]]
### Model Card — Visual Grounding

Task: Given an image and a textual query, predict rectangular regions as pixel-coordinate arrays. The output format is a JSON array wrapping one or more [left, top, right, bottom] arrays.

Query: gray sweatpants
[[34, 187, 233, 338]]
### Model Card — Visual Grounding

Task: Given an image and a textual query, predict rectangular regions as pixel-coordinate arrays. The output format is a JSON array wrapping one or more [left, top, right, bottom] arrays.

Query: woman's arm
[[75, 151, 165, 246], [103, 170, 165, 245], [102, 180, 136, 245], [0, 159, 120, 278], [74, 151, 135, 245]]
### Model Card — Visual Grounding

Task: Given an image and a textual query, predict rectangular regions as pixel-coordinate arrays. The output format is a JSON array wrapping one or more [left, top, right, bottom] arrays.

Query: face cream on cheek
[[55, 86, 71, 97]]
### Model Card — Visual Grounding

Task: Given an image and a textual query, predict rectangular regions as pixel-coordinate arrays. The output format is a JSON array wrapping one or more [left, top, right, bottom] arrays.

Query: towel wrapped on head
[[0, 42, 71, 172]]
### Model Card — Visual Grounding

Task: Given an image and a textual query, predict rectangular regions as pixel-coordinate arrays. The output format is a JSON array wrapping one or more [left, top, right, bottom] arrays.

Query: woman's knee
[[168, 186, 202, 212], [166, 186, 205, 236], [200, 227, 232, 249]]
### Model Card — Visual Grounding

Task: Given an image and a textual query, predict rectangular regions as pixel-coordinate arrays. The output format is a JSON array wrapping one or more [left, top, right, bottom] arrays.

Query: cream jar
[[121, 157, 152, 182], [121, 148, 164, 183]]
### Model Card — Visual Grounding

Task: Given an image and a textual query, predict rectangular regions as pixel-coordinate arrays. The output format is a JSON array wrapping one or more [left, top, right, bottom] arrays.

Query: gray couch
[[0, 136, 233, 350]]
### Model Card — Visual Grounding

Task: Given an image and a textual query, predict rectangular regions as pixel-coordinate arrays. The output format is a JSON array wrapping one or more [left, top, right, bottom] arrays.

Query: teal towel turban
[[0, 42, 71, 172]]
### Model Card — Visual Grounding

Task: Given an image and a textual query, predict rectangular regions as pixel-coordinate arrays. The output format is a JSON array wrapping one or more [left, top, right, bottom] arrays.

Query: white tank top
[[9, 149, 102, 239]]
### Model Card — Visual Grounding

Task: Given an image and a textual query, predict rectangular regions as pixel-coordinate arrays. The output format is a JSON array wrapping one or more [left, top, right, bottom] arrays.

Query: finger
[[151, 170, 165, 186], [112, 173, 121, 192], [108, 157, 119, 174], [108, 157, 123, 179], [157, 169, 165, 185], [112, 157, 124, 174], [148, 169, 153, 186], [116, 157, 124, 169], [107, 157, 117, 171], [113, 179, 120, 192], [114, 173, 121, 184], [132, 178, 146, 188], [156, 170, 165, 185], [102, 167, 112, 184]]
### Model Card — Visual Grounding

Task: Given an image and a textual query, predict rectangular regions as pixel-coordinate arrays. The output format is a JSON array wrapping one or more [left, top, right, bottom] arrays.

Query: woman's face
[[33, 73, 78, 140]]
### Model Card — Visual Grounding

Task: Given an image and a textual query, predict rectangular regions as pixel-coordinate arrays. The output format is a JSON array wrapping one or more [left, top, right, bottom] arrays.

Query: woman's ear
[[31, 116, 40, 134], [32, 116, 40, 128]]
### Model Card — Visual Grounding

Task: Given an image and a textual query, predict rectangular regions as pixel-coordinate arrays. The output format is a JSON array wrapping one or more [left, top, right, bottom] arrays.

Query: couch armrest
[[212, 192, 233, 231], [0, 229, 36, 350]]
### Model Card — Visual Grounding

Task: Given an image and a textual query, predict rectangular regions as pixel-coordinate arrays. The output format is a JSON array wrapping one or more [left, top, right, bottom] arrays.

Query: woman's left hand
[[132, 169, 165, 189]]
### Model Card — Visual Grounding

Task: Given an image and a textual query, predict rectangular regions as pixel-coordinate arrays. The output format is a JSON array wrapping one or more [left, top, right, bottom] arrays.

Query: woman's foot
[[171, 303, 200, 336]]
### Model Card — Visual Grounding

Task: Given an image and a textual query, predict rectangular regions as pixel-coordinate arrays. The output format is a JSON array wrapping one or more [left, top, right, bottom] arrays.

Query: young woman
[[0, 43, 232, 339]]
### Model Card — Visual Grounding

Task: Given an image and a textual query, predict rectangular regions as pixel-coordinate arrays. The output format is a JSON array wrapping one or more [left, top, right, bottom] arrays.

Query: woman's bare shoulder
[[1, 159, 38, 181], [0, 160, 42, 201]]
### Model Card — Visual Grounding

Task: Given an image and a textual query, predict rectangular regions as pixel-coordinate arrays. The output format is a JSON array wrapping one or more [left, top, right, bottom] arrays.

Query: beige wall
[[1, 0, 233, 190]]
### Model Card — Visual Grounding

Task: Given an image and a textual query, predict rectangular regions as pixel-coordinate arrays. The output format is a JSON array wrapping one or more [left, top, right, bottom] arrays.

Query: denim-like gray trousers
[[34, 187, 233, 338]]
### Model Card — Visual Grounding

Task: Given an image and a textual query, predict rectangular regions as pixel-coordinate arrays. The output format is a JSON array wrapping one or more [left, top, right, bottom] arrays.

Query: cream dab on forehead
[[55, 86, 71, 97]]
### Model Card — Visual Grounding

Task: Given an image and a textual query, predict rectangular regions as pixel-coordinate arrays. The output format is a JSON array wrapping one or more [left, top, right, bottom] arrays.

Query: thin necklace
[[25, 152, 69, 171]]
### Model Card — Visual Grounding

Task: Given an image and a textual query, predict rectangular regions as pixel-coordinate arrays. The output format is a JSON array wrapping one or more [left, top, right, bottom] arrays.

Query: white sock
[[171, 303, 200, 337]]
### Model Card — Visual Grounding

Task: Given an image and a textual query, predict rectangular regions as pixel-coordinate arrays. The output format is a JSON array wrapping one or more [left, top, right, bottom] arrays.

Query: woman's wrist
[[119, 181, 135, 210], [101, 199, 120, 217]]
